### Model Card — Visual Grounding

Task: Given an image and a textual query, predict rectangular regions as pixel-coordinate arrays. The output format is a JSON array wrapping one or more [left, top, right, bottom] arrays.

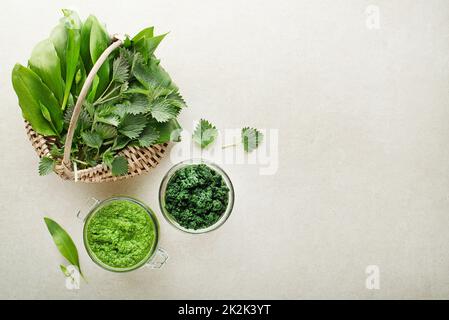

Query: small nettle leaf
[[50, 145, 63, 158], [118, 114, 147, 139], [167, 91, 187, 108], [102, 148, 114, 168], [64, 105, 75, 124], [96, 114, 120, 127], [94, 123, 117, 139], [81, 131, 103, 149], [241, 127, 263, 152], [112, 53, 129, 83], [111, 155, 128, 176], [120, 94, 149, 115], [112, 135, 130, 151], [138, 126, 160, 147], [125, 84, 149, 95], [192, 119, 218, 149], [38, 157, 55, 176], [150, 99, 180, 122], [78, 110, 93, 130]]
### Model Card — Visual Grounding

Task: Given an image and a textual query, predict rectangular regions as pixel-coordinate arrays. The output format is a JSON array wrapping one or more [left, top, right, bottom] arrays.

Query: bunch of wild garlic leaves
[[11, 10, 186, 176]]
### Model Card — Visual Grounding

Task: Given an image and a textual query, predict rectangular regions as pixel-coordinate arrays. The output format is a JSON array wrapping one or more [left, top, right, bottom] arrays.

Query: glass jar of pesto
[[159, 159, 235, 234], [79, 196, 168, 272]]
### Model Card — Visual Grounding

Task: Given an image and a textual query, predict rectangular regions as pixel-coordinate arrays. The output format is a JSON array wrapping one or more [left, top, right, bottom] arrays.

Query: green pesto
[[165, 164, 229, 230], [86, 199, 156, 269]]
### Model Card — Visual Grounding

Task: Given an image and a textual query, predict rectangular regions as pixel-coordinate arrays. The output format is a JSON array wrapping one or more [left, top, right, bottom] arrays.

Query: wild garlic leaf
[[81, 131, 103, 149], [38, 157, 55, 176], [60, 264, 70, 277], [150, 99, 180, 122], [241, 127, 263, 152], [118, 114, 146, 139], [89, 16, 110, 98], [134, 33, 167, 61], [192, 119, 218, 149], [39, 103, 60, 135], [61, 9, 81, 110], [111, 155, 128, 176], [28, 38, 64, 104], [138, 126, 159, 147], [132, 27, 154, 42], [11, 64, 63, 136], [50, 22, 67, 79], [44, 217, 83, 277]]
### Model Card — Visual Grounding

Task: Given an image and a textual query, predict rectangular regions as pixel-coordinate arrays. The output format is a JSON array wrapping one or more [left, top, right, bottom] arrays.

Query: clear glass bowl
[[159, 159, 235, 234], [82, 196, 168, 273]]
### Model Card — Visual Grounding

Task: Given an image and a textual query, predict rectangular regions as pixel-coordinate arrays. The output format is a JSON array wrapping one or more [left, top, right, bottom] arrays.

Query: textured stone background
[[1, 0, 448, 299]]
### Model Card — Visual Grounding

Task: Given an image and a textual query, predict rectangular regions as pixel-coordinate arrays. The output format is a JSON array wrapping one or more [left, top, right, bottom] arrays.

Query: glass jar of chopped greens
[[159, 159, 235, 234], [79, 196, 168, 272]]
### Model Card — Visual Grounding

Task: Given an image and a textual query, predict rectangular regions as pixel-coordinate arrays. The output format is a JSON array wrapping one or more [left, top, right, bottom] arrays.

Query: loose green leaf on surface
[[44, 217, 83, 277], [241, 127, 263, 152], [193, 119, 218, 149], [38, 157, 55, 176], [60, 264, 70, 277]]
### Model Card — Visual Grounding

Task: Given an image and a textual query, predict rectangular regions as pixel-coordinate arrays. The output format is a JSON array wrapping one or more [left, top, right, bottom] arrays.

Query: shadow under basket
[[23, 36, 170, 183], [26, 121, 169, 183]]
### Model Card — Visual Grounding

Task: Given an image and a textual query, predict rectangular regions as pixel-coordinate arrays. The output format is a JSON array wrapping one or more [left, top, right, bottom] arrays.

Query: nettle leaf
[[112, 135, 130, 151], [38, 157, 55, 176], [81, 131, 103, 149], [241, 127, 263, 152], [125, 83, 149, 95], [138, 126, 159, 147], [94, 123, 117, 139], [112, 54, 129, 83], [117, 95, 148, 115], [167, 91, 187, 108], [50, 145, 63, 158], [150, 99, 180, 122], [118, 114, 146, 139], [111, 155, 128, 176], [102, 148, 114, 168], [96, 114, 120, 127], [192, 119, 218, 149]]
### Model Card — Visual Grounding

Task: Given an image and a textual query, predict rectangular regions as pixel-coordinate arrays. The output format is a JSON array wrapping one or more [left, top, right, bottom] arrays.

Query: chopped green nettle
[[86, 200, 156, 268], [164, 164, 230, 230]]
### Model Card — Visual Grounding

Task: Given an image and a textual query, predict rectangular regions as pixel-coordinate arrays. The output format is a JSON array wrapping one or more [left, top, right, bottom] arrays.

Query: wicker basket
[[24, 35, 169, 183]]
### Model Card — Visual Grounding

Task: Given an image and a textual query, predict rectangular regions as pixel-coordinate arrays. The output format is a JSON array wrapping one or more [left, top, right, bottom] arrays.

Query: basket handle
[[62, 35, 124, 173]]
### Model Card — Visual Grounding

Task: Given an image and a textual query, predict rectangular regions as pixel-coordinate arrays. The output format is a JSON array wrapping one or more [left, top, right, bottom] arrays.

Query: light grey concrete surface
[[1, 0, 449, 299]]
